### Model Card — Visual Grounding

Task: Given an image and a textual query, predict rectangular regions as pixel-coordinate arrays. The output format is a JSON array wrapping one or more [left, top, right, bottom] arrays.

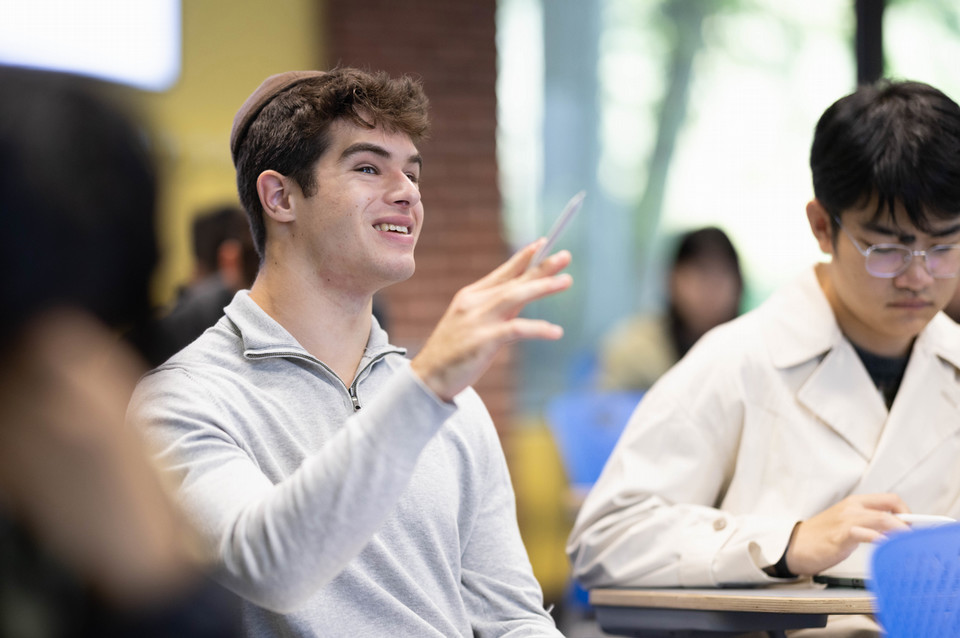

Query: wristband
[[764, 522, 800, 579]]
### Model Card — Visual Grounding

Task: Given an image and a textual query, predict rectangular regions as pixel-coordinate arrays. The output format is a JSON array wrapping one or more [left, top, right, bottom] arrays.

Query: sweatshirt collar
[[223, 290, 405, 362]]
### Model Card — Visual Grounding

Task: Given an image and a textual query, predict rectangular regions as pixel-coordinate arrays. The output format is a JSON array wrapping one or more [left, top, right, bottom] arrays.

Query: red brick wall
[[324, 0, 515, 432]]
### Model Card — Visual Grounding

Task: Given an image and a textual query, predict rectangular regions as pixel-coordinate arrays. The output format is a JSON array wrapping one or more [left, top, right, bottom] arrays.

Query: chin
[[886, 318, 932, 342], [382, 259, 416, 284]]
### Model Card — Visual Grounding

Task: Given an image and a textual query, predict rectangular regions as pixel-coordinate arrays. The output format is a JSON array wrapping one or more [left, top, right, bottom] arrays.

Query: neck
[[249, 256, 374, 385]]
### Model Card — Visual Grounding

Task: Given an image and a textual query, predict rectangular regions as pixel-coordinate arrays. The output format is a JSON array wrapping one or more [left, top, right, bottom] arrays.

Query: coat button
[[713, 518, 727, 531]]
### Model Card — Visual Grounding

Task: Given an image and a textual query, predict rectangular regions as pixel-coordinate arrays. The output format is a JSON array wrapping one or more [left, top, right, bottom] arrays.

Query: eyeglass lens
[[866, 245, 960, 277]]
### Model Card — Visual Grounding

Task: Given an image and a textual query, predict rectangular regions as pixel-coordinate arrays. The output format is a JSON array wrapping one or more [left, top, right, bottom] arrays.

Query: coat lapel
[[795, 340, 889, 460], [766, 268, 888, 459], [765, 269, 960, 479], [856, 316, 960, 493]]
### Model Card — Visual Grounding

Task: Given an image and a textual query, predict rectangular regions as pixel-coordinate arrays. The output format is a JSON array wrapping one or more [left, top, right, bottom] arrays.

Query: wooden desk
[[589, 584, 874, 637]]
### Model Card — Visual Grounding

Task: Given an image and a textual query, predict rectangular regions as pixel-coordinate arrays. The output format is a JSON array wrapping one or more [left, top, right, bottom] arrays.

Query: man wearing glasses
[[568, 80, 960, 635]]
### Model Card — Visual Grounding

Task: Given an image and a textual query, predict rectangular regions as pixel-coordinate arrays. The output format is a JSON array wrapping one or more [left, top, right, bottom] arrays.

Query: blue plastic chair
[[543, 390, 644, 612], [544, 390, 644, 496], [869, 522, 960, 637]]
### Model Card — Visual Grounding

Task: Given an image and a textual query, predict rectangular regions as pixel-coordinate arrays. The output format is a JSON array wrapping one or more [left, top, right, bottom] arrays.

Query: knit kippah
[[229, 70, 327, 165]]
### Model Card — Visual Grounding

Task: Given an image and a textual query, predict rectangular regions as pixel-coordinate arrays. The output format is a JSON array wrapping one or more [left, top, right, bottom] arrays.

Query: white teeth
[[375, 223, 409, 234]]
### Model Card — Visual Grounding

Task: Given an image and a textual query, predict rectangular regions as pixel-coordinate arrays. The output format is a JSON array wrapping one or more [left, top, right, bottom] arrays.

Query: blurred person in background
[[599, 226, 743, 391], [156, 204, 258, 362], [0, 65, 236, 638]]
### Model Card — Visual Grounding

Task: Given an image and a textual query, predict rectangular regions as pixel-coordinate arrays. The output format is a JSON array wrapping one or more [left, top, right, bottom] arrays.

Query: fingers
[[473, 240, 571, 290], [834, 494, 910, 535], [857, 509, 910, 535], [787, 493, 914, 575], [848, 525, 884, 545], [854, 492, 910, 514], [493, 271, 574, 315], [473, 239, 546, 288], [494, 317, 564, 343], [462, 252, 572, 321], [524, 249, 573, 279], [410, 239, 573, 402]]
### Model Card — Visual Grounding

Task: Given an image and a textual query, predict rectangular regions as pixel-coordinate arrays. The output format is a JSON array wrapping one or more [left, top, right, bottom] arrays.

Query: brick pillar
[[325, 1, 515, 433]]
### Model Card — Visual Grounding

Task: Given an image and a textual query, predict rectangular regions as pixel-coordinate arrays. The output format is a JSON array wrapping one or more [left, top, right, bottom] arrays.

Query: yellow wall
[[506, 419, 574, 603], [136, 0, 324, 303]]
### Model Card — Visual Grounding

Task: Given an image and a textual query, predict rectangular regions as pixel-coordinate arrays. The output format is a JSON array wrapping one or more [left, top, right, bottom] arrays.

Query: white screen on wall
[[0, 0, 181, 91]]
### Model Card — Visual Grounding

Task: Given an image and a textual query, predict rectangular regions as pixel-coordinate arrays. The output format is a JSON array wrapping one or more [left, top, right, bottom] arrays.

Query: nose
[[894, 251, 935, 291], [385, 170, 421, 209]]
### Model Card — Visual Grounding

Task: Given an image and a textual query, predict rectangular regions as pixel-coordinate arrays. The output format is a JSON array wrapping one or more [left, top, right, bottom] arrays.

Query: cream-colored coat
[[568, 267, 960, 589]]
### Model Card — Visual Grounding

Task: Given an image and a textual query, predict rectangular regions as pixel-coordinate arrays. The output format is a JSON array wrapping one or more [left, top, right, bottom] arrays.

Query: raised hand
[[785, 493, 910, 576], [410, 239, 572, 402]]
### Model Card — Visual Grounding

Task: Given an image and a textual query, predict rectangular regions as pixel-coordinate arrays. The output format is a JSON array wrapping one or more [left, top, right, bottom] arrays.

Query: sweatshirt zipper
[[347, 352, 397, 411], [245, 350, 396, 412], [347, 386, 361, 411]]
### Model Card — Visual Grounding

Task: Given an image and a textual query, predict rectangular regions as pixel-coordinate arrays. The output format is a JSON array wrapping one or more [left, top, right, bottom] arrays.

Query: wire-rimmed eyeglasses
[[833, 216, 960, 279]]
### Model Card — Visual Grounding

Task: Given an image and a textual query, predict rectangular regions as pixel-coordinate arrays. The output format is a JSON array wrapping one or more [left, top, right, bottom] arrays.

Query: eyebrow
[[931, 224, 960, 239], [861, 219, 960, 243], [339, 142, 422, 170]]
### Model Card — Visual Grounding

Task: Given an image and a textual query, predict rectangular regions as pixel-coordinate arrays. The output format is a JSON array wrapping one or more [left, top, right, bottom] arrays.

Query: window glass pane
[[600, 0, 854, 311], [884, 1, 960, 102], [500, 0, 856, 409], [0, 0, 181, 91]]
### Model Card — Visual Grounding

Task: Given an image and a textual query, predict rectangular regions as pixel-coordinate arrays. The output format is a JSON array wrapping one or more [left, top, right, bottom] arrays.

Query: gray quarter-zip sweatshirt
[[129, 291, 561, 638]]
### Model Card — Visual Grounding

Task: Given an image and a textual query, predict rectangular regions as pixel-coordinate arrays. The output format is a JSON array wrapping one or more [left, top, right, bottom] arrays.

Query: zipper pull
[[348, 386, 361, 411]]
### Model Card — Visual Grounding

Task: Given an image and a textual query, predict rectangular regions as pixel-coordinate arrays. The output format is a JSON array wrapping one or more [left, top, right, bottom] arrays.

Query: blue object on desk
[[870, 521, 960, 638]]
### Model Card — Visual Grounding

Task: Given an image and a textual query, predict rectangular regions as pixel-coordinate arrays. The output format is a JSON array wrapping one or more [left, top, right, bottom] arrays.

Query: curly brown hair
[[234, 67, 430, 259]]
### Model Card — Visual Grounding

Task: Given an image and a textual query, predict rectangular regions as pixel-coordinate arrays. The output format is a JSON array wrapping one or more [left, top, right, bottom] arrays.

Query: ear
[[256, 170, 297, 223], [806, 199, 835, 256]]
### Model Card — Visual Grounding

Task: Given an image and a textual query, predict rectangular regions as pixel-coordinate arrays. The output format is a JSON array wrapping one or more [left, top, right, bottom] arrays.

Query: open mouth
[[374, 223, 410, 235]]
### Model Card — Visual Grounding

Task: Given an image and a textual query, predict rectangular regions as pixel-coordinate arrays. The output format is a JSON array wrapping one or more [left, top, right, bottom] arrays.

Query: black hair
[[810, 80, 960, 232], [672, 226, 742, 281], [0, 66, 157, 350]]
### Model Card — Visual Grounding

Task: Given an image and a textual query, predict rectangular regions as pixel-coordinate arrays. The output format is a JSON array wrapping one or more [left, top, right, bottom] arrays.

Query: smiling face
[[289, 119, 424, 295], [808, 198, 960, 356]]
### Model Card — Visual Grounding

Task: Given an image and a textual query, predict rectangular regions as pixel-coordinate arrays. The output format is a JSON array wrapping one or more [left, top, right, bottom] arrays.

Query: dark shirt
[[155, 275, 235, 364], [852, 344, 911, 409]]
